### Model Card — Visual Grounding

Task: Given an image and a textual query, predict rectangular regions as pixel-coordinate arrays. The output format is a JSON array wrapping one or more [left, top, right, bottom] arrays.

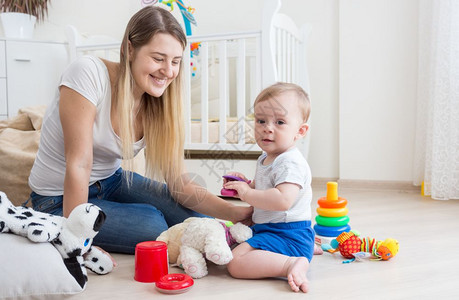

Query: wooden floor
[[75, 187, 459, 300]]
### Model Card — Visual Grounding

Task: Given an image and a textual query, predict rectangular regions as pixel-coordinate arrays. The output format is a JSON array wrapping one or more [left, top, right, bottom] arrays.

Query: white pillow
[[0, 233, 83, 299]]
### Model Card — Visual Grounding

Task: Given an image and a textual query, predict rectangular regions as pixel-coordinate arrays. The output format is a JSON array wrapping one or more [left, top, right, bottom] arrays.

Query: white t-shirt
[[29, 56, 145, 196], [252, 147, 312, 224]]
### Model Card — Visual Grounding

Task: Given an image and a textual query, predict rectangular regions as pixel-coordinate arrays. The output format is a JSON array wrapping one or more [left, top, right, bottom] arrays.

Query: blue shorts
[[246, 221, 315, 262]]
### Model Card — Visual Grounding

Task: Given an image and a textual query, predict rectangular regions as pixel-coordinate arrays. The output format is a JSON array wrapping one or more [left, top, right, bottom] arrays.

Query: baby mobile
[[141, 0, 201, 77]]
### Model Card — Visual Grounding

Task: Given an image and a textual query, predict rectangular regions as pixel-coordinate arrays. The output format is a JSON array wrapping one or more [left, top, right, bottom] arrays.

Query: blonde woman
[[27, 6, 252, 255]]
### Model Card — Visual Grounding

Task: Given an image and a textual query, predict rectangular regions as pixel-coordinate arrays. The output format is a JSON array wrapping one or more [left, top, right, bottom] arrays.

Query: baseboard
[[311, 177, 339, 189], [185, 150, 261, 160], [312, 177, 420, 192]]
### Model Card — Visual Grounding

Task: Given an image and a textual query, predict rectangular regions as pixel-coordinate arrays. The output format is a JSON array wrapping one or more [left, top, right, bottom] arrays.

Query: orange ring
[[317, 196, 348, 208], [316, 207, 348, 217], [156, 273, 194, 294]]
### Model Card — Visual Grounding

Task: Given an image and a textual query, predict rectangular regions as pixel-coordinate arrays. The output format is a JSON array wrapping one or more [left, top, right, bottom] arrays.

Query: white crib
[[65, 0, 311, 158]]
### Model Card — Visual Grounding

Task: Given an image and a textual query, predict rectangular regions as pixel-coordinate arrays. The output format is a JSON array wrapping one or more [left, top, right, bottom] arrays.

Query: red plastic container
[[134, 241, 168, 283]]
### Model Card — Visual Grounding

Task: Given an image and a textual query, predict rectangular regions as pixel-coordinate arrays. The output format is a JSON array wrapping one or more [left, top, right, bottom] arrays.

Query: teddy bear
[[322, 230, 399, 263], [0, 191, 113, 289], [156, 217, 253, 278]]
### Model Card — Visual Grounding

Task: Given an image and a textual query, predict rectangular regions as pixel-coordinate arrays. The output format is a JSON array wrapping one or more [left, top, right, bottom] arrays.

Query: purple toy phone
[[220, 188, 238, 196], [221, 175, 248, 197], [222, 175, 245, 182]]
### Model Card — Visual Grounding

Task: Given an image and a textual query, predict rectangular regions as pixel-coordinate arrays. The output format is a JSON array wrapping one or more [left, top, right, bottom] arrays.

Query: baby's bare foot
[[286, 257, 309, 293]]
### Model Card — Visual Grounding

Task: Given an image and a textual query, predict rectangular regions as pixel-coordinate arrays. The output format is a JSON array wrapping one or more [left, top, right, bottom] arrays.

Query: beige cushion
[[0, 106, 46, 206]]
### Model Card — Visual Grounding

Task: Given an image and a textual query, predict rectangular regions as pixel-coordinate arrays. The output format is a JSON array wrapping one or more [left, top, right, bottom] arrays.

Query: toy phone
[[221, 175, 247, 197]]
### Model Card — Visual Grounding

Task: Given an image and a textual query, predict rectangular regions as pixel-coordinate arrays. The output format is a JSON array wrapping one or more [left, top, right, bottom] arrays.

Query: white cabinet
[[0, 39, 68, 119]]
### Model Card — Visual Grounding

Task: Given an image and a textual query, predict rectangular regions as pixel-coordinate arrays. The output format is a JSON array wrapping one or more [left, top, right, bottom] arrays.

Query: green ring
[[315, 215, 350, 227]]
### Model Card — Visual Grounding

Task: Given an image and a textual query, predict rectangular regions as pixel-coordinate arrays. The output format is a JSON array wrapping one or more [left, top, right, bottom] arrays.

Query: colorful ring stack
[[314, 182, 351, 237]]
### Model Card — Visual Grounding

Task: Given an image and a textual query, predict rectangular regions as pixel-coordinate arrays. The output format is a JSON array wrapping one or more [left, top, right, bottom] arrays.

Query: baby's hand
[[221, 173, 251, 198], [223, 180, 252, 201]]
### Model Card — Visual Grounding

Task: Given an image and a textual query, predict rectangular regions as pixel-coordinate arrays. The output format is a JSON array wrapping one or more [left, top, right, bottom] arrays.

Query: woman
[[27, 6, 252, 254]]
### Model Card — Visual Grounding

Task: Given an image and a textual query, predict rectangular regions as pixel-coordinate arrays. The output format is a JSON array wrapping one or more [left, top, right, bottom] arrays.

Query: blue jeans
[[28, 168, 206, 254]]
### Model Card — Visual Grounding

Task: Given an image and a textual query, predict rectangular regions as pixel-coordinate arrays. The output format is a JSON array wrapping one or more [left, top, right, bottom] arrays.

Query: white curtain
[[413, 0, 459, 200]]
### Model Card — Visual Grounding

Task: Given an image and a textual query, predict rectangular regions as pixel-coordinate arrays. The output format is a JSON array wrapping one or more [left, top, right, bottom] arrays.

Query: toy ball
[[336, 231, 361, 259]]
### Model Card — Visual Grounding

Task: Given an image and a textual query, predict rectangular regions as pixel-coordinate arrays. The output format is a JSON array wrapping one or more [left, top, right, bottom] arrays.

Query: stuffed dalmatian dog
[[0, 191, 113, 289]]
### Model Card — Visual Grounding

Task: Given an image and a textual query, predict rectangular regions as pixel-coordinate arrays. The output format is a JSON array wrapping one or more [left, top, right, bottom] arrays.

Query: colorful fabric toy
[[322, 230, 399, 263], [156, 217, 252, 278], [0, 191, 113, 289]]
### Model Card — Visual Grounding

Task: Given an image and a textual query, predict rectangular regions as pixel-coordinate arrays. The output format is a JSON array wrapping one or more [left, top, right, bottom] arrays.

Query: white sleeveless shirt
[[29, 56, 145, 196]]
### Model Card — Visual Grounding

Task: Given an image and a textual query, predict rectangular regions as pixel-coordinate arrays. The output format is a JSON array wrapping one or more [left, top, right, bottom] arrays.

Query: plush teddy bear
[[156, 217, 252, 278], [0, 191, 113, 289]]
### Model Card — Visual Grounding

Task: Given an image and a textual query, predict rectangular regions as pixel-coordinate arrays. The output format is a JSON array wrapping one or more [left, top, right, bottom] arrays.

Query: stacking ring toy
[[313, 224, 351, 237], [155, 273, 194, 294], [314, 182, 351, 238], [317, 197, 348, 208], [315, 215, 350, 227], [316, 207, 348, 217]]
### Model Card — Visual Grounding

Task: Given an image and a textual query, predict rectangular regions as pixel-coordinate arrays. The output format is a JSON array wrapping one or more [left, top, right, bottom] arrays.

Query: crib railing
[[273, 14, 311, 94], [65, 25, 120, 63], [271, 13, 312, 159], [183, 32, 262, 153]]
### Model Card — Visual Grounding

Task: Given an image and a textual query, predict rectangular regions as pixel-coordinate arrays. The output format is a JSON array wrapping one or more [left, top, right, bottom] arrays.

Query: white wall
[[280, 0, 340, 179], [339, 0, 418, 181], [187, 0, 419, 183], [0, 0, 419, 185]]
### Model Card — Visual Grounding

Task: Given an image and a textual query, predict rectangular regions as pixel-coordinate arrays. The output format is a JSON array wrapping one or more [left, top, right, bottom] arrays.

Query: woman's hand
[[229, 205, 253, 226]]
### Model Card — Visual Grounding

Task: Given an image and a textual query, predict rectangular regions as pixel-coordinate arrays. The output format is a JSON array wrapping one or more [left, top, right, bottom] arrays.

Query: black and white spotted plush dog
[[0, 191, 113, 289]]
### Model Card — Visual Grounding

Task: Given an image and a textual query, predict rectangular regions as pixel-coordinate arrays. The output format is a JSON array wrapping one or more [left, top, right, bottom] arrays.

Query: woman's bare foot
[[314, 244, 324, 255], [285, 257, 310, 293]]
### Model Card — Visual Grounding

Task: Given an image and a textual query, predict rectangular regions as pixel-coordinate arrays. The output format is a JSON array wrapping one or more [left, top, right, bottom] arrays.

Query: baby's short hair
[[254, 82, 310, 122]]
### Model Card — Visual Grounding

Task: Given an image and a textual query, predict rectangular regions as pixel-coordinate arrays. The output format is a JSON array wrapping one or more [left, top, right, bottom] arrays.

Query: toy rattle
[[155, 273, 194, 294], [322, 230, 399, 263], [220, 175, 250, 197]]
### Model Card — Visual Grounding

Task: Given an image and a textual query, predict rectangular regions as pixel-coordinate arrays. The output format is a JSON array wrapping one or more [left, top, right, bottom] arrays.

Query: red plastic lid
[[155, 273, 194, 294], [136, 241, 167, 251]]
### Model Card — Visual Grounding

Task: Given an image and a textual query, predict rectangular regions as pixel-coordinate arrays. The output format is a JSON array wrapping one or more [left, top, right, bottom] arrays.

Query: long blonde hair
[[116, 6, 187, 191]]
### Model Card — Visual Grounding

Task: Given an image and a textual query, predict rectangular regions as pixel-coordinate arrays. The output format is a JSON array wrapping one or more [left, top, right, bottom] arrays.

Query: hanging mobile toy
[[141, 0, 158, 5], [142, 0, 197, 36], [154, 0, 197, 36], [190, 42, 201, 77]]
